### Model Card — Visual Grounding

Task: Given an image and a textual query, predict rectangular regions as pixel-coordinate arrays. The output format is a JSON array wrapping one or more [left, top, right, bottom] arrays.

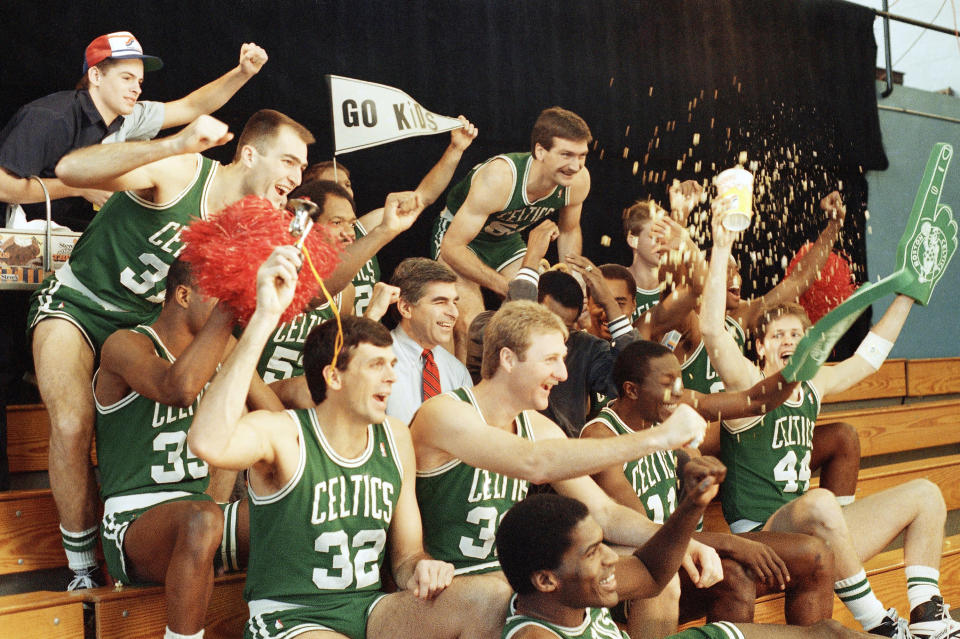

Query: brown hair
[[621, 199, 665, 236], [232, 109, 315, 161], [303, 315, 393, 404], [530, 107, 592, 153], [390, 258, 457, 304], [75, 58, 124, 90], [303, 160, 350, 184], [481, 300, 567, 380]]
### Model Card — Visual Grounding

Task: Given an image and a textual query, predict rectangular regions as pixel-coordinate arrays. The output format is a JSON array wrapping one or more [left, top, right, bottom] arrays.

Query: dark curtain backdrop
[[1, 0, 884, 353]]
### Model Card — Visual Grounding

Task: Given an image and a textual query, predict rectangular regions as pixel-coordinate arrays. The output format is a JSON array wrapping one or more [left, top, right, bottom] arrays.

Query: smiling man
[[27, 109, 312, 590], [496, 492, 873, 639], [386, 257, 472, 423], [430, 107, 592, 359]]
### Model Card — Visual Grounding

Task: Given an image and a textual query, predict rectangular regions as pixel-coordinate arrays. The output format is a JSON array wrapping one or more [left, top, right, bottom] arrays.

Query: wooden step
[[6, 403, 97, 474], [823, 359, 906, 404], [819, 399, 960, 457], [0, 489, 65, 574], [0, 590, 84, 639], [907, 358, 960, 397], [73, 572, 247, 639]]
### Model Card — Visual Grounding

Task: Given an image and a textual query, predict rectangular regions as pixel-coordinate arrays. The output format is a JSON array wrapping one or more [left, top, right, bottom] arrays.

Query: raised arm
[[97, 303, 234, 408], [413, 116, 477, 207], [555, 169, 590, 264], [188, 246, 303, 475], [699, 213, 763, 391], [812, 294, 914, 396], [439, 159, 516, 296], [736, 190, 846, 331], [685, 372, 798, 422], [323, 191, 425, 295], [412, 399, 705, 485], [160, 43, 267, 128], [56, 114, 233, 192]]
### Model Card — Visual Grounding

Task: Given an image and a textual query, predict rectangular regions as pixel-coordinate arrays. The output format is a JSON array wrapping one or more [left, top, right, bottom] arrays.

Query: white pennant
[[326, 74, 463, 155]]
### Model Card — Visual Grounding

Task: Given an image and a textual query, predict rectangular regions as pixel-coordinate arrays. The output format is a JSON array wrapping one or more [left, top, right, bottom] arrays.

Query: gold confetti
[[600, 235, 611, 247], [738, 151, 748, 165], [632, 161, 639, 175], [622, 147, 630, 159], [692, 133, 700, 146], [609, 77, 615, 87]]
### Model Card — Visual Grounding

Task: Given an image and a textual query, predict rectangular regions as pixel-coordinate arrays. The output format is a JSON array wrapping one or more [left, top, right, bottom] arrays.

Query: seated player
[[93, 260, 271, 639], [496, 492, 873, 639], [410, 301, 724, 596], [700, 209, 959, 638], [431, 107, 592, 358], [304, 115, 476, 315], [189, 247, 515, 639], [582, 341, 835, 637]]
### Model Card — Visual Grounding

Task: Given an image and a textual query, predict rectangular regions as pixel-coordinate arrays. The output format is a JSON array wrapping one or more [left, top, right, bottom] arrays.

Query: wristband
[[855, 331, 893, 370]]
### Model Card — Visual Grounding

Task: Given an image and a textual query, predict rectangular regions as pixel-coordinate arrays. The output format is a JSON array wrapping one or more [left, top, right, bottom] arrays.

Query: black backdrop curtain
[[2, 0, 885, 351]]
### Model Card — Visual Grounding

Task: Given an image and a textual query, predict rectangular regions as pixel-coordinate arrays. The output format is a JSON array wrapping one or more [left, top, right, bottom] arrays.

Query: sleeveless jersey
[[682, 316, 746, 394], [94, 325, 209, 499], [350, 220, 380, 316], [502, 607, 626, 639], [244, 409, 403, 605], [720, 380, 821, 525], [63, 155, 217, 314], [630, 285, 662, 323], [416, 387, 532, 575], [586, 407, 678, 524], [444, 152, 570, 242], [256, 293, 341, 382]]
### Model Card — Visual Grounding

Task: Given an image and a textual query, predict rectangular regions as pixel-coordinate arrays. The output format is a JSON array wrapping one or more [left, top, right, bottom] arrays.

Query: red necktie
[[422, 348, 441, 400]]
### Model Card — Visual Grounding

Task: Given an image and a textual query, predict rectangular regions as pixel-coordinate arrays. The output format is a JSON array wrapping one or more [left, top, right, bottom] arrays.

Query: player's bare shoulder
[[568, 164, 591, 205], [466, 156, 516, 212], [528, 411, 568, 440]]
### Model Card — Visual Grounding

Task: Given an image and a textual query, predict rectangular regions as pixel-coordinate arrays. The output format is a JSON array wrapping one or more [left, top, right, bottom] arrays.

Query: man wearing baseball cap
[[0, 30, 268, 591]]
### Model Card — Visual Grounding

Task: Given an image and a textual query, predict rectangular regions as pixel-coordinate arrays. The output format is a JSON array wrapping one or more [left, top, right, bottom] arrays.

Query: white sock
[[60, 525, 98, 571], [164, 627, 204, 639], [835, 494, 855, 507], [835, 569, 887, 630], [906, 565, 941, 611]]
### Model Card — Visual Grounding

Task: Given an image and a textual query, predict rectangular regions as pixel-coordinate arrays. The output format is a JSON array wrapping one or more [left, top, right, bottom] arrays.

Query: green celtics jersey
[[94, 325, 209, 499], [63, 155, 217, 315], [586, 407, 678, 524], [682, 316, 746, 394], [630, 285, 662, 323], [257, 293, 341, 382], [350, 220, 380, 316], [416, 387, 532, 575], [502, 607, 626, 639], [720, 381, 821, 525], [445, 152, 570, 242], [244, 409, 403, 605]]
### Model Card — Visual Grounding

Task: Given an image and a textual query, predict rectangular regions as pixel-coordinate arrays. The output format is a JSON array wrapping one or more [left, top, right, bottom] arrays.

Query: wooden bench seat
[[5, 403, 96, 474], [72, 572, 247, 639], [0, 590, 85, 638], [0, 489, 65, 574], [906, 358, 960, 397], [819, 398, 960, 457]]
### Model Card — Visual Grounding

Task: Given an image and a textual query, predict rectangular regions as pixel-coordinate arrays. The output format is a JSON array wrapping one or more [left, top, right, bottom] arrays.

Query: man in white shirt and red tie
[[386, 258, 473, 422]]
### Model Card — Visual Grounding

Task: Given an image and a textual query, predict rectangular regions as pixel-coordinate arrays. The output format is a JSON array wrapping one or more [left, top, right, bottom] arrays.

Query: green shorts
[[668, 621, 746, 639], [28, 274, 159, 353], [430, 208, 527, 272], [245, 591, 387, 639], [100, 491, 213, 586]]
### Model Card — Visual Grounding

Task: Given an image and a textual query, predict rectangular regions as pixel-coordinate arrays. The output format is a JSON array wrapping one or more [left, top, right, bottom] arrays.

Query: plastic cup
[[715, 167, 754, 231]]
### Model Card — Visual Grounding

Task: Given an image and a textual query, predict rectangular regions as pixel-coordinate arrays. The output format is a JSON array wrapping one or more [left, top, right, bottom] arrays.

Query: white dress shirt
[[386, 325, 473, 423]]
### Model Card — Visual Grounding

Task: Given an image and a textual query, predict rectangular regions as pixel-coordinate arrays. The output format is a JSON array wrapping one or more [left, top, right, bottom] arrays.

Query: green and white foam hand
[[893, 143, 957, 306]]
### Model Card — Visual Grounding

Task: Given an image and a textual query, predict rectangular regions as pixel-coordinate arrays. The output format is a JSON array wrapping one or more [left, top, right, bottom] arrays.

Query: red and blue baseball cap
[[83, 31, 163, 73]]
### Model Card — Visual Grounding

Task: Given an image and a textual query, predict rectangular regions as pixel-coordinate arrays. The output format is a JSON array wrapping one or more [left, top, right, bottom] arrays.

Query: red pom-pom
[[784, 243, 857, 324], [180, 195, 342, 325]]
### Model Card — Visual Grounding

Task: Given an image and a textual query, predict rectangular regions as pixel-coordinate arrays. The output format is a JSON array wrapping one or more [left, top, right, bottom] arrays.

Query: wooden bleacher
[[3, 357, 960, 636]]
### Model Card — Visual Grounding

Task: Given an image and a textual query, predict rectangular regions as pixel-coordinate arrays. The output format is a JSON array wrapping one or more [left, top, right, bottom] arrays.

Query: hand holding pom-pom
[[180, 195, 342, 325]]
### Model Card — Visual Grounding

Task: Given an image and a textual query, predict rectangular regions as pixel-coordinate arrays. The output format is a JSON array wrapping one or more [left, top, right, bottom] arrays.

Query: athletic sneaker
[[910, 596, 960, 639], [66, 566, 101, 591], [870, 608, 913, 639]]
